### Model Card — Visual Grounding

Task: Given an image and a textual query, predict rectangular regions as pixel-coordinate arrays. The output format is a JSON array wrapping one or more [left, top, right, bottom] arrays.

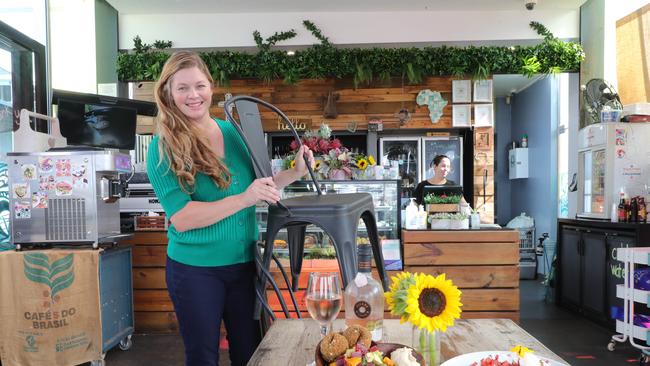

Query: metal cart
[[607, 247, 650, 365], [517, 226, 537, 280], [90, 246, 134, 366]]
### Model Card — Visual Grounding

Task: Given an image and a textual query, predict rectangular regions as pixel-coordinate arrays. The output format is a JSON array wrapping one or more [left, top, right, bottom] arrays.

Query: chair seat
[[271, 193, 374, 215]]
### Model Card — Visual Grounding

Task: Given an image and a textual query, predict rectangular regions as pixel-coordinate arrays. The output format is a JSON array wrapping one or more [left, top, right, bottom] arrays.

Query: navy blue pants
[[166, 257, 261, 366]]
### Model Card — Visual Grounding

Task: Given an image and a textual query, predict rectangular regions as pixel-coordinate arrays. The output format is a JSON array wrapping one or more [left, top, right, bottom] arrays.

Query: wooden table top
[[248, 318, 567, 366]]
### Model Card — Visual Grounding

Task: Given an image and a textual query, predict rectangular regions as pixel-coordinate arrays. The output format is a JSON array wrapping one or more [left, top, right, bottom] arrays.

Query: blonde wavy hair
[[154, 51, 231, 192]]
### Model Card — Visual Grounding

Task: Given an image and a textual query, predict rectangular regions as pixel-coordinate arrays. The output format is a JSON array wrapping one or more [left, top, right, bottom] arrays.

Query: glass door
[[590, 149, 606, 214], [581, 149, 606, 215], [379, 137, 420, 199], [421, 137, 463, 186]]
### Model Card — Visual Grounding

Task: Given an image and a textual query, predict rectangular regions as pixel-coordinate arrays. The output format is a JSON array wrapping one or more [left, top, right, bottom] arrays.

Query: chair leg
[[321, 221, 358, 290], [254, 223, 281, 319], [361, 210, 389, 291], [287, 224, 307, 291]]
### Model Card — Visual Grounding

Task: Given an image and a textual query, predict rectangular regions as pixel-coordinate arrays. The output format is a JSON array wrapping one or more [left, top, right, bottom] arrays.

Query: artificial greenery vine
[[253, 29, 297, 52], [116, 21, 584, 84], [302, 20, 331, 47]]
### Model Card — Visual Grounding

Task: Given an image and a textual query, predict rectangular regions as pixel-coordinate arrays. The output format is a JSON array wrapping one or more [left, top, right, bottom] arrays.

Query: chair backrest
[[232, 99, 274, 179], [224, 95, 322, 195]]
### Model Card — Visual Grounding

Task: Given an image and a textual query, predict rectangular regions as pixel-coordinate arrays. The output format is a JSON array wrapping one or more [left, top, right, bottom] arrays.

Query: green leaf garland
[[117, 21, 584, 83]]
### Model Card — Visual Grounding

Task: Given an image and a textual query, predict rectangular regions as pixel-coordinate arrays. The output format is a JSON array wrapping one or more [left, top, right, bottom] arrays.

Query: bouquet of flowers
[[385, 271, 462, 366], [284, 124, 377, 180], [289, 123, 342, 155]]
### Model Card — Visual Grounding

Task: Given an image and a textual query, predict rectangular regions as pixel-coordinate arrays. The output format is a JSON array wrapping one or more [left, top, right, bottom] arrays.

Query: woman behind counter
[[413, 154, 456, 205]]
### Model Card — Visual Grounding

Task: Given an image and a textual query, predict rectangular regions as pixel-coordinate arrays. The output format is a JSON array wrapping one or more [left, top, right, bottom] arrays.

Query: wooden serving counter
[[402, 229, 520, 321], [125, 229, 520, 333]]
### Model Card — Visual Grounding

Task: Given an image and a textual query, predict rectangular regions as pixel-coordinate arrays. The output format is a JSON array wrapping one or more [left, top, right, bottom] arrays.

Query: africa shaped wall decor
[[416, 89, 447, 123]]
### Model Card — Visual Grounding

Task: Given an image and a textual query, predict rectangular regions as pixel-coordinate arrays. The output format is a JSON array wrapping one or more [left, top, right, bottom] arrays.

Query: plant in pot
[[423, 193, 462, 213], [428, 212, 469, 230]]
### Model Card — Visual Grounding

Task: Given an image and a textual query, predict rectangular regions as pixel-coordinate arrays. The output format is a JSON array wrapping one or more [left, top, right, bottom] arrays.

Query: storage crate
[[134, 215, 168, 231], [517, 226, 535, 251]]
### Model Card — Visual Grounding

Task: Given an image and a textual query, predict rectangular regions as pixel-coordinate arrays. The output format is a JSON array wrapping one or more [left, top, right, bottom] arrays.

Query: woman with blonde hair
[[147, 51, 313, 366]]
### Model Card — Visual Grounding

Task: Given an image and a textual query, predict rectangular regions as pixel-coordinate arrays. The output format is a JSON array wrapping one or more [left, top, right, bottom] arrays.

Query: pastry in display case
[[256, 179, 402, 264]]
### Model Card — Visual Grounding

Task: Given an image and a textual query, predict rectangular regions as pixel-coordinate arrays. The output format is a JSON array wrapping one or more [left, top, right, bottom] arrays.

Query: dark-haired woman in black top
[[413, 154, 456, 205]]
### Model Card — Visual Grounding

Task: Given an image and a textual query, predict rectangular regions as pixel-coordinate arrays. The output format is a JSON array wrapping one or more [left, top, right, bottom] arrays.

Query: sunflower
[[368, 155, 376, 166], [356, 158, 369, 170], [314, 159, 322, 170], [385, 272, 416, 322], [405, 273, 462, 333], [290, 159, 296, 169]]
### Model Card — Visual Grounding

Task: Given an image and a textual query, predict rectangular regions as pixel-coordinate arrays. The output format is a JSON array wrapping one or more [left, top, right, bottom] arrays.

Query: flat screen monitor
[[422, 185, 464, 199], [57, 98, 137, 150]]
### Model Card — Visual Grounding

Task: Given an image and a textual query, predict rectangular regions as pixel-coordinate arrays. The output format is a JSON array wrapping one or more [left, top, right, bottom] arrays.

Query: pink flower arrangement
[[289, 135, 342, 155]]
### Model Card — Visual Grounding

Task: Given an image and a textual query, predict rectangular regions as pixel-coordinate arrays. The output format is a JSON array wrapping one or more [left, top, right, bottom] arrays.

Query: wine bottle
[[344, 244, 384, 341], [618, 196, 627, 223]]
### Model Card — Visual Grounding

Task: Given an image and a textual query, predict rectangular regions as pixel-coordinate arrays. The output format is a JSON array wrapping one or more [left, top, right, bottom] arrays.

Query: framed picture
[[452, 80, 471, 103], [474, 104, 494, 127], [473, 79, 493, 102], [476, 131, 491, 150], [452, 104, 471, 127]]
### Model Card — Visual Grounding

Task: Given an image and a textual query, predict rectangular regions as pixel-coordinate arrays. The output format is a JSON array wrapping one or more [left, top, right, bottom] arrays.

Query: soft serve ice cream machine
[[7, 150, 132, 249]]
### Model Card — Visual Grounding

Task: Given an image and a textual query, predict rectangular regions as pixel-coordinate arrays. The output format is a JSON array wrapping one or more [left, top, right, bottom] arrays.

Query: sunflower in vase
[[385, 272, 463, 366]]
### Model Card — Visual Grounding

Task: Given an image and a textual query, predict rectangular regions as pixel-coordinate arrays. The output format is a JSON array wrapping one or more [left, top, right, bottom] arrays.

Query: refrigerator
[[379, 136, 463, 197], [577, 123, 650, 220]]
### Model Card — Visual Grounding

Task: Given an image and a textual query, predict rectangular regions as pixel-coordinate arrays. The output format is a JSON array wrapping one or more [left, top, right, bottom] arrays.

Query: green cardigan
[[146, 119, 257, 267]]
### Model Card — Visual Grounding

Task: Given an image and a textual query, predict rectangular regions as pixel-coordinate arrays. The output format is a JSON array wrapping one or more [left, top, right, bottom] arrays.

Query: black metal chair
[[254, 242, 301, 333], [223, 96, 388, 317]]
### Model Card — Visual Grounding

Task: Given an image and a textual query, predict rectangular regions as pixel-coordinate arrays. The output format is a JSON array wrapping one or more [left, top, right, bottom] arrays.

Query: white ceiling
[[106, 0, 587, 14]]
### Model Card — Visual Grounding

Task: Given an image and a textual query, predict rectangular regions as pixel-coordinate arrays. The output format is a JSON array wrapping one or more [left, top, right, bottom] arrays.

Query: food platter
[[315, 341, 424, 366], [440, 351, 568, 366]]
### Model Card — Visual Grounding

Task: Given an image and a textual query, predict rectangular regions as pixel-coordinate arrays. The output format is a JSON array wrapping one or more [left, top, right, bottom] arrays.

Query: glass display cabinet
[[256, 179, 401, 259]]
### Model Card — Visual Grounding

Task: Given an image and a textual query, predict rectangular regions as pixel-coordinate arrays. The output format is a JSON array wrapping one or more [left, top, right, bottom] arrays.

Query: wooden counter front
[[120, 232, 178, 333], [402, 229, 520, 321], [125, 229, 520, 332]]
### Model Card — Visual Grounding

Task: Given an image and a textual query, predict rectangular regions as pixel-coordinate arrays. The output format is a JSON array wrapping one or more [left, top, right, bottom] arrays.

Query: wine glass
[[305, 272, 342, 338]]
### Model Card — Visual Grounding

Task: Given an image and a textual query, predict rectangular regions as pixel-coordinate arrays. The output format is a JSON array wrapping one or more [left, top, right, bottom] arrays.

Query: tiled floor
[[96, 280, 645, 366]]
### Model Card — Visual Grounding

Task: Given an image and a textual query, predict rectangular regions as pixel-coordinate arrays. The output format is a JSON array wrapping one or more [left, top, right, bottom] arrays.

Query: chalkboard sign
[[605, 234, 648, 324]]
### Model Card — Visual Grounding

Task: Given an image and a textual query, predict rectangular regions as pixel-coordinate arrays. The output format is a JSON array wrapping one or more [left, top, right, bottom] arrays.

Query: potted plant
[[428, 212, 469, 230], [423, 193, 462, 213]]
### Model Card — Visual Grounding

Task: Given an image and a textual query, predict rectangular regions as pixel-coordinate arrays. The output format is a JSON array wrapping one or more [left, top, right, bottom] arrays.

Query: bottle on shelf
[[639, 197, 647, 224], [631, 197, 639, 223], [521, 134, 528, 148], [618, 195, 627, 223], [344, 244, 384, 341]]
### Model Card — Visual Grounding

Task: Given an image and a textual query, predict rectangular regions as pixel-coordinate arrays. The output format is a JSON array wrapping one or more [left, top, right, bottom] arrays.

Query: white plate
[[441, 351, 568, 366]]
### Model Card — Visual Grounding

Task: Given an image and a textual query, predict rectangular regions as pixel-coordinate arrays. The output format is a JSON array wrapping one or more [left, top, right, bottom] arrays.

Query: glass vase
[[411, 326, 441, 366], [328, 168, 347, 180]]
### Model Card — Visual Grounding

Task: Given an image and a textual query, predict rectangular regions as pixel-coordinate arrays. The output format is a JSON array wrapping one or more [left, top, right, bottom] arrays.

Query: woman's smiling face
[[169, 66, 213, 122], [434, 157, 451, 178]]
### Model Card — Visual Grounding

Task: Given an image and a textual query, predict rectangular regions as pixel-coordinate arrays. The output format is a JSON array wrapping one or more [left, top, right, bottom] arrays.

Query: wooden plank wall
[[131, 77, 495, 222], [401, 230, 520, 321]]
